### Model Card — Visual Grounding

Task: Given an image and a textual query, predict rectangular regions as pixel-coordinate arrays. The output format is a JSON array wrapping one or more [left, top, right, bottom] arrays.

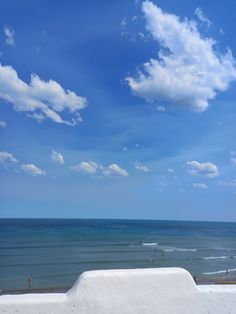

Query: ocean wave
[[162, 247, 197, 252], [203, 256, 235, 260], [213, 248, 236, 252], [142, 242, 158, 246], [203, 268, 236, 275]]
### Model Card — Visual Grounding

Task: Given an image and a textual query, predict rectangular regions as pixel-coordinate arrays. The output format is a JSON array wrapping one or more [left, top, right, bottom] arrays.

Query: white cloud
[[0, 63, 87, 125], [126, 1, 236, 112], [0, 151, 18, 167], [192, 182, 208, 189], [167, 168, 174, 173], [0, 120, 7, 128], [121, 18, 127, 28], [194, 8, 211, 27], [219, 180, 236, 188], [186, 161, 219, 178], [220, 28, 224, 36], [231, 158, 236, 165], [70, 161, 129, 177], [133, 161, 149, 172], [51, 150, 64, 165], [21, 163, 46, 176], [103, 163, 129, 177], [156, 105, 165, 112], [138, 32, 146, 40], [4, 26, 15, 46], [70, 161, 98, 174], [27, 113, 45, 123]]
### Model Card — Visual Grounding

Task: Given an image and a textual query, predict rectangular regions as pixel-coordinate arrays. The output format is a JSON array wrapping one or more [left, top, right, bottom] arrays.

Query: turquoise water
[[0, 219, 236, 291]]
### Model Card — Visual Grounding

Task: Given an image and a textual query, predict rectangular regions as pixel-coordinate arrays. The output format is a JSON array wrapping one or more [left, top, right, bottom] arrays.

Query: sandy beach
[[1, 268, 236, 314]]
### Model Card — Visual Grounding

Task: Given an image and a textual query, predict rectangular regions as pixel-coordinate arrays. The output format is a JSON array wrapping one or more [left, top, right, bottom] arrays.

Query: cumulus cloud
[[4, 26, 15, 46], [194, 8, 211, 27], [51, 150, 64, 165], [186, 161, 219, 178], [0, 120, 7, 128], [70, 161, 98, 174], [21, 163, 46, 176], [167, 168, 174, 173], [103, 163, 129, 177], [192, 182, 208, 189], [126, 1, 236, 112], [133, 161, 149, 172], [70, 161, 129, 177], [0, 63, 87, 125], [0, 151, 18, 167]]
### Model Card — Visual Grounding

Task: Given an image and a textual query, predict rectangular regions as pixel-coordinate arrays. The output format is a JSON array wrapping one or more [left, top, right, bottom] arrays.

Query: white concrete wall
[[0, 267, 236, 314]]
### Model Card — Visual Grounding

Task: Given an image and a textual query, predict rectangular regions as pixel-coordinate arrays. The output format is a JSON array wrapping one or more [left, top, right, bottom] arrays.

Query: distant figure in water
[[28, 276, 32, 288], [226, 269, 229, 275], [154, 248, 158, 256], [161, 250, 164, 257]]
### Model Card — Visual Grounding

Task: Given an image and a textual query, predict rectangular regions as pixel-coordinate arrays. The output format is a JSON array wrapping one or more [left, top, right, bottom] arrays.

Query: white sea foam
[[163, 247, 197, 252], [203, 268, 236, 275], [203, 256, 235, 260], [142, 242, 158, 246]]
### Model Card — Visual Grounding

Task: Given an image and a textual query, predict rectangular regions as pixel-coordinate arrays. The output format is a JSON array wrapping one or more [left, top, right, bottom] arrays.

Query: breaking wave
[[203, 268, 236, 275]]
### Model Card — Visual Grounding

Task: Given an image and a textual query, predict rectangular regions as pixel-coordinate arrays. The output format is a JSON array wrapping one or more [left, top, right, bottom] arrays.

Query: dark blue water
[[0, 219, 236, 291]]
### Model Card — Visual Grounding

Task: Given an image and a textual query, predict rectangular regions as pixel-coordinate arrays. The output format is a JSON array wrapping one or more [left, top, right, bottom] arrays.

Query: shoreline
[[1, 277, 236, 296], [0, 286, 70, 296], [1, 268, 236, 314]]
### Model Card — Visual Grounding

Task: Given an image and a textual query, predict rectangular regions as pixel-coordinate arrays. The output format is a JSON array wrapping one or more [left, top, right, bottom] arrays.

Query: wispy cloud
[[21, 164, 46, 176], [126, 1, 236, 112], [194, 8, 211, 27], [231, 158, 236, 165], [156, 105, 165, 112], [0, 151, 18, 168], [51, 150, 64, 165], [4, 26, 15, 46], [186, 161, 219, 178], [192, 182, 208, 189], [219, 180, 236, 188], [133, 161, 149, 172], [0, 120, 7, 128]]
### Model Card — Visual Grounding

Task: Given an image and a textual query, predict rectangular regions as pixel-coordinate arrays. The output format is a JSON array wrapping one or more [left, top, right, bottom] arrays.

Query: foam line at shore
[[203, 256, 235, 260], [203, 268, 236, 275]]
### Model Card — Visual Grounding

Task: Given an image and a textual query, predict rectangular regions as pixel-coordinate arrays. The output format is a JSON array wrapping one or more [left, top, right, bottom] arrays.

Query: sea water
[[0, 219, 236, 291]]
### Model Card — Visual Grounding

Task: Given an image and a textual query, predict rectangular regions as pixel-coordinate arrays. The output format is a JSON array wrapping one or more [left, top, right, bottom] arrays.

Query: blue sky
[[0, 0, 235, 221]]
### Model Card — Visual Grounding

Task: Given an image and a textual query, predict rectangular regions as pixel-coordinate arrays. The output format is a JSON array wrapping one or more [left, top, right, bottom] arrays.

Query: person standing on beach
[[28, 276, 32, 288]]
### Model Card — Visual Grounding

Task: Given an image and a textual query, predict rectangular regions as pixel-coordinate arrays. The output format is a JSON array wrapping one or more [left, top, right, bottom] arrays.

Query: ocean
[[0, 218, 236, 292]]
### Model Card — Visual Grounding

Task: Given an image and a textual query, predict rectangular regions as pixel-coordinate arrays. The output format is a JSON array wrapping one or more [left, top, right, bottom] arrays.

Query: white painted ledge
[[0, 267, 236, 314]]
